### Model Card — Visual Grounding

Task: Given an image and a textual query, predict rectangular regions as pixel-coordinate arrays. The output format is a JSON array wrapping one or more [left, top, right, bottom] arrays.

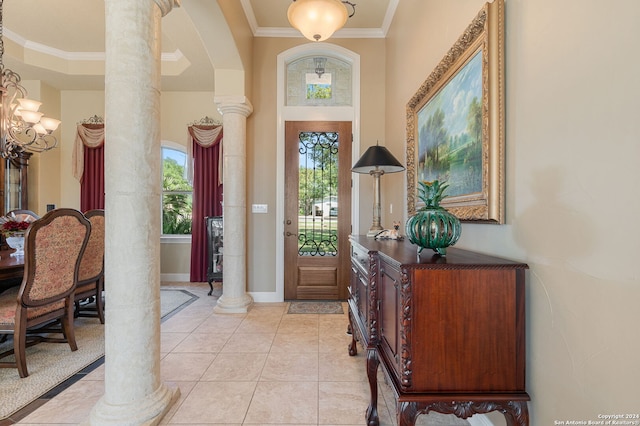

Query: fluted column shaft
[[213, 96, 253, 313], [88, 0, 180, 424]]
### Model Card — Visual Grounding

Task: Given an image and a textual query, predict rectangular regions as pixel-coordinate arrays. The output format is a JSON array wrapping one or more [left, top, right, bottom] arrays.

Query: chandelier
[[287, 0, 356, 42], [0, 0, 60, 159]]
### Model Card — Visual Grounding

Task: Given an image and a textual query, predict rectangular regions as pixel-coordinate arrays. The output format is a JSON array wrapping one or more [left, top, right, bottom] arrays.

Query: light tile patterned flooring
[[13, 283, 470, 425]]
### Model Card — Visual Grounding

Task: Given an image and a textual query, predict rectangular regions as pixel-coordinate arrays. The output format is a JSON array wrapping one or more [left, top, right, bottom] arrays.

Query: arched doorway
[[276, 43, 361, 301]]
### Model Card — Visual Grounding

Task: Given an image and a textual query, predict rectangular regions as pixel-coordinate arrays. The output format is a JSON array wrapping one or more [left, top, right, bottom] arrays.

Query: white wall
[[385, 0, 640, 423]]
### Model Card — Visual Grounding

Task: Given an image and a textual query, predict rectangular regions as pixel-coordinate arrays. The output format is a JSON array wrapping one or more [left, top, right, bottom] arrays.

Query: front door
[[284, 121, 352, 300]]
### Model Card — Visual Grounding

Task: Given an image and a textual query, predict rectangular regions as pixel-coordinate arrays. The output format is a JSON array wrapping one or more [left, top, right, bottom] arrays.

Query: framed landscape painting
[[406, 0, 506, 223]]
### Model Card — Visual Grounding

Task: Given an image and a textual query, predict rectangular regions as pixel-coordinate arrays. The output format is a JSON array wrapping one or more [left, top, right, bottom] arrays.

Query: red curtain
[[75, 123, 105, 213], [189, 128, 223, 282], [81, 144, 105, 212]]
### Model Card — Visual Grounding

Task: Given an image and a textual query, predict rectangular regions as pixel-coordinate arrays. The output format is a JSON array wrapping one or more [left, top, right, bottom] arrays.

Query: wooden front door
[[284, 121, 352, 300]]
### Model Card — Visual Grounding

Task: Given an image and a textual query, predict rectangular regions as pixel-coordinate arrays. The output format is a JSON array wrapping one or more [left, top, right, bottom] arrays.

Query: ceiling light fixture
[[314, 57, 327, 77], [287, 0, 356, 42], [0, 0, 60, 159]]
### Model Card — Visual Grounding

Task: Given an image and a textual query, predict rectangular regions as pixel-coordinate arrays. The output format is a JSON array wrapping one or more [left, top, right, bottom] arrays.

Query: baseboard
[[248, 291, 282, 303], [157, 283, 283, 303], [161, 273, 191, 282]]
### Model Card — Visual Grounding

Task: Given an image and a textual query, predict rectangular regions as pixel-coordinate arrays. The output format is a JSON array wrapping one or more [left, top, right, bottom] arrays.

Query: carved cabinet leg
[[365, 348, 380, 426], [398, 401, 419, 426], [503, 401, 529, 426]]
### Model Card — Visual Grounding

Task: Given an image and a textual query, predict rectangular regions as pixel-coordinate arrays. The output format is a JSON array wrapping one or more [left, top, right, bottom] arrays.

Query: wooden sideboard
[[347, 236, 530, 426]]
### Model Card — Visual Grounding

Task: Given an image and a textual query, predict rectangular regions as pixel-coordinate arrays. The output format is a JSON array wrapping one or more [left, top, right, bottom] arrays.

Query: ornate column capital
[[215, 96, 254, 118], [153, 0, 181, 17]]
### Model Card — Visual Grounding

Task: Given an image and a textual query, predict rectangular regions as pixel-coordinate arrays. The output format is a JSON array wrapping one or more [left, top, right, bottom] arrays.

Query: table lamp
[[352, 144, 405, 237]]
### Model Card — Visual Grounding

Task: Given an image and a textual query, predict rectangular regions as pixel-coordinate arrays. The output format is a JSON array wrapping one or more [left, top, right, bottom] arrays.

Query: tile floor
[[9, 283, 472, 425]]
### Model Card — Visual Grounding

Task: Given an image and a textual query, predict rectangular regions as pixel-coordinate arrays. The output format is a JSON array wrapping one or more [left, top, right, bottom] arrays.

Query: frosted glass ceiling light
[[287, 0, 356, 42]]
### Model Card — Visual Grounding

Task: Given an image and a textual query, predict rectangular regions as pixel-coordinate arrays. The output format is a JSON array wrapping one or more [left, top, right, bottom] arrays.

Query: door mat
[[287, 301, 344, 314]]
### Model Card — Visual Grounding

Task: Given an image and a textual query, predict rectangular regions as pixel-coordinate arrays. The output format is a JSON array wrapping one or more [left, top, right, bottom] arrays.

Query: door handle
[[286, 231, 298, 237]]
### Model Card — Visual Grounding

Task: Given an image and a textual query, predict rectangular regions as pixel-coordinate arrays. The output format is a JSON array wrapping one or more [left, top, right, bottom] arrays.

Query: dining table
[[0, 249, 24, 293]]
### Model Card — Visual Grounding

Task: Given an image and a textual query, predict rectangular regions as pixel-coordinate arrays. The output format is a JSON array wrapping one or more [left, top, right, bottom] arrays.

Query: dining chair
[[74, 209, 105, 323], [0, 208, 90, 378]]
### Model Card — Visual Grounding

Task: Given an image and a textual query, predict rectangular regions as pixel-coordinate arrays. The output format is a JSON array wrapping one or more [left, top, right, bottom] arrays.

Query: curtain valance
[[73, 123, 105, 181], [186, 124, 223, 184]]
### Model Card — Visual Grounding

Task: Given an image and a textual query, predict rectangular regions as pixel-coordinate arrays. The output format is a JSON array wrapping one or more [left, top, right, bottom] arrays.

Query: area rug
[[0, 289, 197, 420], [287, 301, 344, 314]]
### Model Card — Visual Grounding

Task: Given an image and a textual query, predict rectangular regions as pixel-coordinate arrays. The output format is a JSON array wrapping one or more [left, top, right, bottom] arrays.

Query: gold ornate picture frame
[[406, 0, 505, 223]]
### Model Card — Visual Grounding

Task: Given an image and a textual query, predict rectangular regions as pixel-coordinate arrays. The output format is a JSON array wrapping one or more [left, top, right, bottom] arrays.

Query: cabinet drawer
[[379, 259, 401, 376], [349, 241, 373, 345], [351, 244, 369, 277]]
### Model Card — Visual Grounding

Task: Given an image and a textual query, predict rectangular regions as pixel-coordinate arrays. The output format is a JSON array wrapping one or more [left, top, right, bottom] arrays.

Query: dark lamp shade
[[352, 145, 405, 174]]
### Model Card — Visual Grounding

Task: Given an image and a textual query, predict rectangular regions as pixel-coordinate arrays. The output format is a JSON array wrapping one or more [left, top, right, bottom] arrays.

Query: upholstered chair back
[[21, 209, 90, 309], [78, 210, 105, 283], [74, 209, 106, 323]]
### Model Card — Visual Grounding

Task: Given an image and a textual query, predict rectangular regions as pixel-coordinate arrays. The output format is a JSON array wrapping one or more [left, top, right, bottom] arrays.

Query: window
[[162, 147, 193, 235], [286, 56, 352, 107], [306, 72, 332, 99]]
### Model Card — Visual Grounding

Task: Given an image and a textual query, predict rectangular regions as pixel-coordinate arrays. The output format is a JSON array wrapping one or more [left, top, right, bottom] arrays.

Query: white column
[[87, 0, 180, 424], [213, 96, 253, 313]]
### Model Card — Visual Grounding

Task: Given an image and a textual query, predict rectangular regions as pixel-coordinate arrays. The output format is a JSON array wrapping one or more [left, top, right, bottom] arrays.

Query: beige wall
[[218, 0, 254, 101], [20, 80, 62, 216], [160, 91, 221, 143], [385, 0, 640, 423], [59, 91, 104, 210]]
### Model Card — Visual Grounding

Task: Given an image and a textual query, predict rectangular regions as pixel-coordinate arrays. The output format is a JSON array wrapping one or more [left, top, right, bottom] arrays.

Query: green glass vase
[[405, 180, 461, 256], [405, 209, 461, 256]]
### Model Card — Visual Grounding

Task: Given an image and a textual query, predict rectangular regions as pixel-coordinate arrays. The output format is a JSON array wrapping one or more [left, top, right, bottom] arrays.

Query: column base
[[85, 383, 180, 426], [214, 293, 254, 313]]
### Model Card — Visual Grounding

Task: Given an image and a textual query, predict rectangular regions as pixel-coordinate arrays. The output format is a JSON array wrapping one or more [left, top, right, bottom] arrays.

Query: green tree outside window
[[162, 148, 193, 235]]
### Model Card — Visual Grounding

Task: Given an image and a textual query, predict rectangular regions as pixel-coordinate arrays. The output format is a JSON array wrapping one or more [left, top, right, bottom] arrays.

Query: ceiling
[[2, 0, 396, 92]]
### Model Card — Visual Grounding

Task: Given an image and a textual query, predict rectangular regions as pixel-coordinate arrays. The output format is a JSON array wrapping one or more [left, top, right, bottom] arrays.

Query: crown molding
[[4, 28, 184, 63]]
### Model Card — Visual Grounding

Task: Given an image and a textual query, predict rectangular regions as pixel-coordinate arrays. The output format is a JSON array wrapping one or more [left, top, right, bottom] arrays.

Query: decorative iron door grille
[[297, 131, 339, 257]]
